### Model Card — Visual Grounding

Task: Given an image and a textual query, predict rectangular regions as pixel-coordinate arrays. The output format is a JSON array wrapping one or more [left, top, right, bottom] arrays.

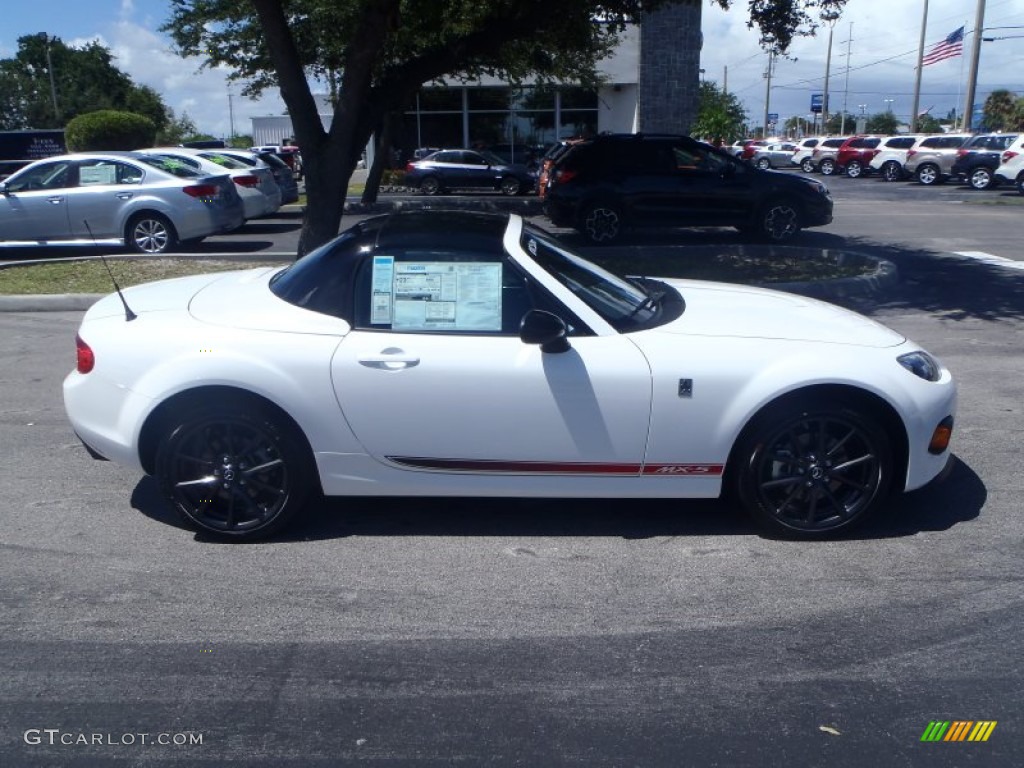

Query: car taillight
[[405, 162, 415, 172], [76, 334, 94, 374], [233, 175, 260, 187], [183, 184, 219, 198], [906, 149, 917, 159], [1002, 151, 1018, 163], [553, 168, 577, 184], [956, 148, 968, 157]]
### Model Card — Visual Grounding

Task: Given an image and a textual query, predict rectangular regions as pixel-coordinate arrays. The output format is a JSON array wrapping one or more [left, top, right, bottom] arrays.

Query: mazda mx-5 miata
[[64, 212, 956, 541]]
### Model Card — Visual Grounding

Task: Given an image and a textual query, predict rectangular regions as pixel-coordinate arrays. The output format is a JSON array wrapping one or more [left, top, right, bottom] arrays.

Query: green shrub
[[65, 110, 156, 151]]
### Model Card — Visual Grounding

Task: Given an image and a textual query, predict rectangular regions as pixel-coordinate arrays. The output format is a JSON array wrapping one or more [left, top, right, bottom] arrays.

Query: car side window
[[78, 159, 144, 186], [354, 250, 537, 335], [6, 161, 74, 192]]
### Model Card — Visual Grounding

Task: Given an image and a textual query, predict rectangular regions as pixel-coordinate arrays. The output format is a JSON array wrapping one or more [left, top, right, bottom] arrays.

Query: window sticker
[[385, 261, 502, 331], [80, 165, 117, 186], [370, 255, 395, 324]]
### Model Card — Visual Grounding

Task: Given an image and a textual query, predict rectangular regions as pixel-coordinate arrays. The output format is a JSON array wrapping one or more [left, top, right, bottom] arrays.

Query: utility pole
[[910, 0, 929, 132], [822, 17, 838, 132], [963, 0, 987, 130], [762, 52, 774, 138], [723, 65, 728, 93], [44, 34, 60, 122], [840, 22, 853, 135]]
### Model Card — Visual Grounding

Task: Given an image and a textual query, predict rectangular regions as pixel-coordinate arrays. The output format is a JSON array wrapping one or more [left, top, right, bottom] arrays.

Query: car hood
[[650, 279, 905, 347]]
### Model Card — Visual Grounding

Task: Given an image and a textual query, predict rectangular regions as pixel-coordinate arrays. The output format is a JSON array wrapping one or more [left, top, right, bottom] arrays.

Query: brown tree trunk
[[361, 113, 395, 205]]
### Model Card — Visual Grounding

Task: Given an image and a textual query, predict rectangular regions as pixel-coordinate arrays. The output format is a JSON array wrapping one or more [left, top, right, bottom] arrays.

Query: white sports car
[[64, 212, 956, 540]]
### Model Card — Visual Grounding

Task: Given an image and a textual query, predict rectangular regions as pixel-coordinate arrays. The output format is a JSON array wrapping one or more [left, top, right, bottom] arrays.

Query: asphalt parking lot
[[1, 176, 1022, 766]]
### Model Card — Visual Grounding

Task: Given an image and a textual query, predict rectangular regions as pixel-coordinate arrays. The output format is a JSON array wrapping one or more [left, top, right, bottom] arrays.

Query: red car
[[740, 139, 769, 162], [833, 136, 884, 178]]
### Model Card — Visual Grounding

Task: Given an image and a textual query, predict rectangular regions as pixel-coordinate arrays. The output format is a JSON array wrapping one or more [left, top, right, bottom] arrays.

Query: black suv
[[543, 134, 833, 244], [950, 133, 1020, 190]]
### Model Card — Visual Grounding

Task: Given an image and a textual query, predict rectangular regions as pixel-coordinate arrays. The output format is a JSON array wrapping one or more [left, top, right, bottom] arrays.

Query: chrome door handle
[[47, 196, 64, 204], [116, 192, 133, 200], [357, 349, 420, 370]]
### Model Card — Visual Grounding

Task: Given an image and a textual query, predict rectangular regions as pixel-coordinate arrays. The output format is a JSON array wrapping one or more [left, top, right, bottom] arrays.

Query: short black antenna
[[83, 220, 136, 321]]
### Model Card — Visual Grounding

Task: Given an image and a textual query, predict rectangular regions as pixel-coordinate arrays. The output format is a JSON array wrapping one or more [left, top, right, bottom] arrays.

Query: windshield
[[519, 225, 660, 331], [134, 156, 203, 178]]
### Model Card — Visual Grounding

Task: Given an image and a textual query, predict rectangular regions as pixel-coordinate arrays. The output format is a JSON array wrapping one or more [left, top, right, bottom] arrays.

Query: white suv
[[994, 135, 1024, 195], [869, 135, 926, 182], [791, 137, 822, 172]]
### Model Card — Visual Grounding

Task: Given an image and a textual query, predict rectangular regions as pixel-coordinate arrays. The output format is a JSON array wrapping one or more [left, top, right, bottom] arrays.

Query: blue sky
[[2, 0, 1021, 138]]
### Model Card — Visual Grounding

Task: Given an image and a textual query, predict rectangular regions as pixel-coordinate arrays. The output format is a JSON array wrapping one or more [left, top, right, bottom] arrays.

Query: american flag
[[922, 26, 965, 66]]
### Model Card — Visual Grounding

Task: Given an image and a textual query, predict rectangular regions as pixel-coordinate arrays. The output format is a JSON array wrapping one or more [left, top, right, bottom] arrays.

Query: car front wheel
[[845, 160, 863, 178], [579, 202, 623, 244], [756, 200, 801, 243], [756, 157, 771, 170], [732, 399, 892, 538], [419, 176, 441, 195], [881, 161, 903, 182], [499, 176, 521, 196], [968, 167, 993, 190], [155, 404, 314, 540], [126, 213, 177, 254], [819, 159, 836, 176], [916, 164, 942, 185], [801, 158, 815, 173]]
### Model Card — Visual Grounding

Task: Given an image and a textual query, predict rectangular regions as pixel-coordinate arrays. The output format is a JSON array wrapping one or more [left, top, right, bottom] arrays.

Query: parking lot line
[[953, 251, 1024, 271]]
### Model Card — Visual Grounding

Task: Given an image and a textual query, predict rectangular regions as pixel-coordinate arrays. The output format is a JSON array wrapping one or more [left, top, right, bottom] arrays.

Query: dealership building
[[250, 5, 702, 156]]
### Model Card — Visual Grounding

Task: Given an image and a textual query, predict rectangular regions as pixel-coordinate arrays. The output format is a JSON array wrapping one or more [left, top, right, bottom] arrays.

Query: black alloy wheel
[[881, 161, 903, 182], [734, 400, 892, 538], [155, 405, 313, 540], [499, 176, 521, 196], [126, 213, 177, 255], [757, 201, 801, 243], [579, 202, 623, 244], [419, 176, 441, 196]]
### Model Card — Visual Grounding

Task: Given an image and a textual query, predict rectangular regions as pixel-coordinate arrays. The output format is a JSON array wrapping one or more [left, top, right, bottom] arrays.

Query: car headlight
[[898, 351, 941, 382]]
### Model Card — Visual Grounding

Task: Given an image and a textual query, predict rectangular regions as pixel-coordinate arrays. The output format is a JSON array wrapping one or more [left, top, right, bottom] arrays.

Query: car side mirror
[[520, 309, 571, 353], [0, 181, 8, 195]]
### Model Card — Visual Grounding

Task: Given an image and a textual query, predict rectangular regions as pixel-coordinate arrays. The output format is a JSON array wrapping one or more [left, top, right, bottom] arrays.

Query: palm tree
[[982, 89, 1019, 132]]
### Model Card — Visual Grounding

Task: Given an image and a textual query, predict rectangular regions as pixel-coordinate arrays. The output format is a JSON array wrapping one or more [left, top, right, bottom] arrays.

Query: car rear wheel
[[801, 158, 815, 173], [1017, 173, 1024, 196], [916, 164, 942, 185], [845, 160, 863, 178], [881, 161, 903, 182], [819, 159, 836, 176], [756, 157, 771, 170], [732, 398, 892, 538], [499, 176, 521, 196], [756, 200, 801, 243], [155, 404, 313, 541], [579, 202, 623, 244], [419, 176, 441, 196], [968, 167, 993, 190], [126, 213, 177, 255]]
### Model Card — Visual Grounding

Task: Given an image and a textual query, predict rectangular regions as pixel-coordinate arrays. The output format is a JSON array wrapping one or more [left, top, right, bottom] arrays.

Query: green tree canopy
[[982, 89, 1022, 132], [65, 110, 156, 151], [866, 112, 899, 135], [692, 81, 747, 142], [164, 0, 847, 254], [0, 33, 170, 131]]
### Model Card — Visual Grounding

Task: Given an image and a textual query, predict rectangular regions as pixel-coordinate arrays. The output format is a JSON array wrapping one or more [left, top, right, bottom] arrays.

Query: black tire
[[732, 398, 893, 538], [845, 160, 863, 178], [1017, 173, 1024, 196], [801, 158, 815, 173], [419, 176, 441, 196], [126, 213, 177, 254], [756, 200, 802, 243], [499, 176, 521, 196], [819, 158, 836, 176], [578, 201, 623, 244], [881, 161, 903, 182], [967, 167, 993, 190], [155, 404, 313, 540], [916, 163, 942, 185], [756, 157, 771, 170]]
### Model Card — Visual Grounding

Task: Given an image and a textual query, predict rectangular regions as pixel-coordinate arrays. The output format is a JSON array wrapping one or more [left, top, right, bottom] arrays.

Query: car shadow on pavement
[[130, 454, 984, 544]]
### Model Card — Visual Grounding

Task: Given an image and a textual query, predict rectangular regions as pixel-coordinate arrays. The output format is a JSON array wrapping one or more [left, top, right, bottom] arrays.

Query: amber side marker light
[[929, 416, 954, 455], [76, 334, 95, 374]]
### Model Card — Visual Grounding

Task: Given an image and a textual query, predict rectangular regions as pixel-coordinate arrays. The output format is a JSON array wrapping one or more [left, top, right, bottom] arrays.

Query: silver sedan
[[751, 142, 798, 170], [0, 152, 245, 254]]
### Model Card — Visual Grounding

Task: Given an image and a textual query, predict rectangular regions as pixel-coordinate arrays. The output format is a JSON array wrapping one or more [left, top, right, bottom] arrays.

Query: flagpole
[[962, 0, 987, 130], [910, 0, 929, 132]]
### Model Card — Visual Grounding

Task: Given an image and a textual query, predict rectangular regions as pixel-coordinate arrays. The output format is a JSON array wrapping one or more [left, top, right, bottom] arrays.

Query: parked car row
[[403, 148, 538, 196], [0, 147, 293, 254], [733, 132, 1023, 194]]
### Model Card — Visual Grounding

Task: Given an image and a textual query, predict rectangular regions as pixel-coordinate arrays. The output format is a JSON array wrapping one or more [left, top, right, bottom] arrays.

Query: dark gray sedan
[[403, 149, 536, 196]]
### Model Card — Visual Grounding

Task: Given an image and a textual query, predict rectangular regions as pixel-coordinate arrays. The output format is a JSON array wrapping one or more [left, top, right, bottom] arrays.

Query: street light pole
[[44, 34, 60, 122]]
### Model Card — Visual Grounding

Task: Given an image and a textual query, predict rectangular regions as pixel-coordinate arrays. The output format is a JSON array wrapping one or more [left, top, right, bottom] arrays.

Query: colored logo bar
[[921, 721, 997, 742]]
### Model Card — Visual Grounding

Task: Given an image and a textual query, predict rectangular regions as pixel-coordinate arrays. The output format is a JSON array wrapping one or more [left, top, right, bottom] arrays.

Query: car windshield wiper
[[625, 288, 664, 320]]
